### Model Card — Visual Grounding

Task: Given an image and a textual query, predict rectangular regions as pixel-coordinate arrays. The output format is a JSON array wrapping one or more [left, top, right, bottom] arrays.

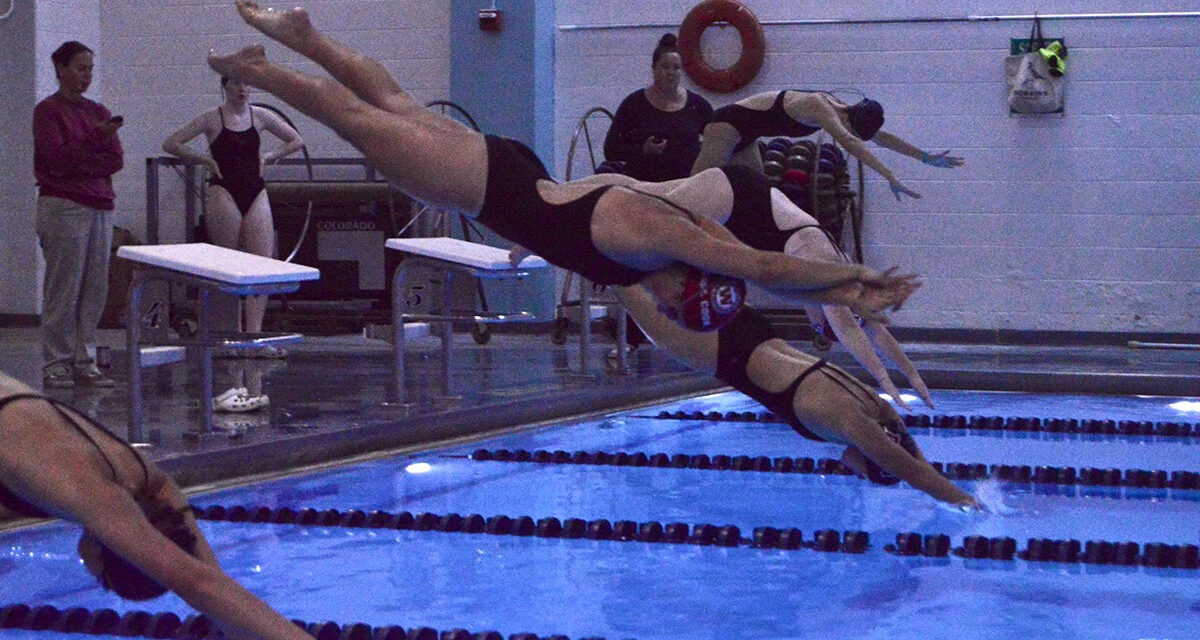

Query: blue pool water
[[2, 389, 1198, 640]]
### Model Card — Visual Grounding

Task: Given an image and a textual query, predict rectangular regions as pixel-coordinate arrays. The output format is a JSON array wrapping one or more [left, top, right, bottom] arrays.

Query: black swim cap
[[91, 507, 199, 601], [846, 98, 884, 141]]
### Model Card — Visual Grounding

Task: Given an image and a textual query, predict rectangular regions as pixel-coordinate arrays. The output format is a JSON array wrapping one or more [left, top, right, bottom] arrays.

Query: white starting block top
[[386, 237, 548, 270], [117, 243, 320, 285]]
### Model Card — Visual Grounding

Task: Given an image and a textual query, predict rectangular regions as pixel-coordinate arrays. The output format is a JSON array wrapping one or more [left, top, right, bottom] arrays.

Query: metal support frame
[[575, 278, 628, 376], [560, 105, 629, 376], [390, 255, 539, 405], [126, 267, 304, 442]]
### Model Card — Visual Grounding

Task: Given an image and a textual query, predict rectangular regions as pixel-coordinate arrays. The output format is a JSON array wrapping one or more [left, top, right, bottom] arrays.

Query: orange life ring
[[678, 0, 765, 94]]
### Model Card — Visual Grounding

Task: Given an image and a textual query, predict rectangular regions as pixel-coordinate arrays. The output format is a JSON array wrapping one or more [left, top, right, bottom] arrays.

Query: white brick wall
[[0, 1, 38, 315], [553, 1, 1200, 333], [6, 1, 1198, 335], [36, 0, 101, 96]]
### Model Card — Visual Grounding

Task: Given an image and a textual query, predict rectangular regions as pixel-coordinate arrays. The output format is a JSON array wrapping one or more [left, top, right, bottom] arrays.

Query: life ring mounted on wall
[[678, 0, 765, 93]]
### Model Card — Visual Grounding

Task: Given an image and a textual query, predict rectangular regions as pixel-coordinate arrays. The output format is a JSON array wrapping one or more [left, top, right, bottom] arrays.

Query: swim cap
[[677, 267, 746, 332], [846, 98, 884, 141], [88, 505, 199, 601], [862, 422, 920, 486]]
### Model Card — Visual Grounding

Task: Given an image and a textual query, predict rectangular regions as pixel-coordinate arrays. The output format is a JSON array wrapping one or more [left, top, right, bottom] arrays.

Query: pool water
[[2, 389, 1198, 640]]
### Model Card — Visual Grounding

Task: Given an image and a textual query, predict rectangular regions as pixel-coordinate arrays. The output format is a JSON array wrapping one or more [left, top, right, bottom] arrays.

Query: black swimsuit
[[715, 306, 892, 446], [477, 135, 650, 286], [0, 394, 150, 519], [721, 165, 847, 255], [720, 166, 852, 343], [712, 91, 821, 153], [715, 307, 827, 442], [208, 107, 266, 215]]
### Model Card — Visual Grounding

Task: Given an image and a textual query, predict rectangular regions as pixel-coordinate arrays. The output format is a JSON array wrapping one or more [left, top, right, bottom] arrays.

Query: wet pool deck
[[1, 326, 1196, 489]]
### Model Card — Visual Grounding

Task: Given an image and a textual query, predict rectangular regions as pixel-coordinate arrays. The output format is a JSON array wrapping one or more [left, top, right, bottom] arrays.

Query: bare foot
[[207, 45, 267, 83], [236, 1, 314, 46]]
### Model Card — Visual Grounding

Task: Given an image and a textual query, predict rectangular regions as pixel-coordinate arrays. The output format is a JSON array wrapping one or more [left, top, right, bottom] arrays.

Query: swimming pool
[[2, 389, 1198, 640]]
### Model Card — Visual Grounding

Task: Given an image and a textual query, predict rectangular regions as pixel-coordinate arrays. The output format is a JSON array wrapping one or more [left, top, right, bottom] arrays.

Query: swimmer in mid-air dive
[[690, 89, 964, 201], [208, 2, 919, 333], [0, 371, 311, 640], [575, 165, 935, 408], [614, 280, 981, 509]]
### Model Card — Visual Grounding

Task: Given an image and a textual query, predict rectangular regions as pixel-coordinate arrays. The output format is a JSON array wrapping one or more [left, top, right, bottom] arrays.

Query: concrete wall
[[0, 1, 38, 318], [553, 1, 1200, 334]]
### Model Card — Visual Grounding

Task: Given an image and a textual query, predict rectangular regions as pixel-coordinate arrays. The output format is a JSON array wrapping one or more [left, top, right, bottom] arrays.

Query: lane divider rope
[[465, 448, 1200, 493], [0, 603, 626, 640], [187, 503, 1200, 571], [644, 409, 1200, 440]]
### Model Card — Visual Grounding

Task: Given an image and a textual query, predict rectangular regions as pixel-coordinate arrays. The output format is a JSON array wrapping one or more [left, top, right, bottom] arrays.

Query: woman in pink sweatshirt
[[33, 41, 124, 389]]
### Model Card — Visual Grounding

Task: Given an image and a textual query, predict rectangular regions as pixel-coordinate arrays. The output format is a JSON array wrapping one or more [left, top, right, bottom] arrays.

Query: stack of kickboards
[[758, 136, 852, 241]]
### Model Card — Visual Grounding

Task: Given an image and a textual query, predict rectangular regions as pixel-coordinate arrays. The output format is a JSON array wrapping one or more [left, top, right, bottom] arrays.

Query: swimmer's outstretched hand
[[848, 267, 921, 323], [941, 497, 988, 514], [922, 150, 964, 169], [914, 382, 936, 410], [889, 180, 921, 201], [874, 376, 911, 411], [853, 265, 912, 290]]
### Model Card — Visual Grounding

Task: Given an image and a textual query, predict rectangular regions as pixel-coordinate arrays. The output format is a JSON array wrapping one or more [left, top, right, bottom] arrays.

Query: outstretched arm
[[871, 130, 963, 168], [804, 97, 920, 200], [0, 394, 308, 640], [75, 485, 310, 640], [821, 304, 909, 408], [839, 423, 976, 506], [764, 272, 919, 325], [862, 321, 935, 408], [645, 203, 915, 297]]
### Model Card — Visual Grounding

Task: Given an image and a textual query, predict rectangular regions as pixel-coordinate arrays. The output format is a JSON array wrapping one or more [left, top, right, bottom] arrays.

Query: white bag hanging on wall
[[1005, 16, 1065, 114]]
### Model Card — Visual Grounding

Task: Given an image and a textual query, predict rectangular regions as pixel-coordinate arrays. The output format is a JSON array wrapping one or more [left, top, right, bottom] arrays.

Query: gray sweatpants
[[36, 196, 113, 372]]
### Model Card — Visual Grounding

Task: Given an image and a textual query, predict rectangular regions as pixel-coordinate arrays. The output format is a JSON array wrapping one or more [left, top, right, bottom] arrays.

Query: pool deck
[[1, 326, 1197, 490]]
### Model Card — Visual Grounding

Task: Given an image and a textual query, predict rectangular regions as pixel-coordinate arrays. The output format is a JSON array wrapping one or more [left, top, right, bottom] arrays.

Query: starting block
[[117, 243, 320, 440], [386, 237, 547, 403]]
